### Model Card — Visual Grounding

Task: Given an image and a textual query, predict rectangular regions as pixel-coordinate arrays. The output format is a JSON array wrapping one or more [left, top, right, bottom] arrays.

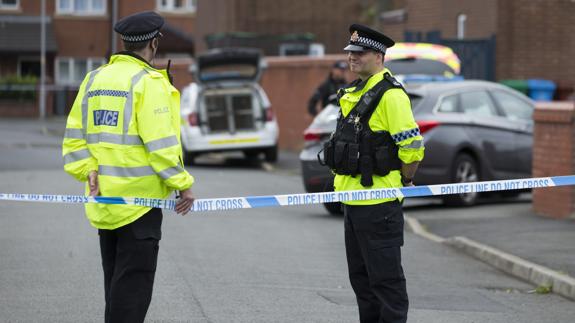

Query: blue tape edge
[[94, 197, 127, 205], [246, 196, 280, 208]]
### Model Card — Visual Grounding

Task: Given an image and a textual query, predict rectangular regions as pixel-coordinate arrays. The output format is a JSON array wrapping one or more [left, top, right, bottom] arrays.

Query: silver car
[[300, 80, 534, 213]]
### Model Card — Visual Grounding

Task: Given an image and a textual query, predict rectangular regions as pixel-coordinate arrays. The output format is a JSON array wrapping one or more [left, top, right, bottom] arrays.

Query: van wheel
[[323, 202, 343, 215], [264, 146, 278, 163], [244, 150, 260, 160], [443, 154, 479, 206], [184, 152, 196, 166]]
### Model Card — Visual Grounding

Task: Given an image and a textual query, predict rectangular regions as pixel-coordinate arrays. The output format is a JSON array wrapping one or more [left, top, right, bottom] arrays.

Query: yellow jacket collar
[[345, 68, 392, 94], [109, 53, 170, 81]]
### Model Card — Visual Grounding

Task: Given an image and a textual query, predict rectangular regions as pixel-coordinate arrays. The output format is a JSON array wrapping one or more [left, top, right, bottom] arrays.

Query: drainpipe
[[111, 0, 118, 54], [39, 0, 46, 120]]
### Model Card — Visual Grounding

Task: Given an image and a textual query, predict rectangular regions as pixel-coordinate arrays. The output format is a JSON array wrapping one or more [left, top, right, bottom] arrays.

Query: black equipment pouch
[[372, 131, 401, 176], [347, 143, 359, 175], [359, 131, 374, 186]]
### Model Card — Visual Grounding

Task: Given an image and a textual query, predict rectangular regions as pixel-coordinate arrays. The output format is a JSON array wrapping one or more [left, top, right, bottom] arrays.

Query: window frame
[[489, 89, 534, 121], [436, 93, 461, 114], [458, 90, 499, 118], [17, 56, 41, 78], [55, 57, 106, 85], [56, 0, 106, 16], [0, 0, 20, 10], [157, 0, 197, 13]]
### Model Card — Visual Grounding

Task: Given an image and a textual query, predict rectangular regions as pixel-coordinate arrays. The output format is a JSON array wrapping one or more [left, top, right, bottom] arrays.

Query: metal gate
[[404, 31, 496, 81]]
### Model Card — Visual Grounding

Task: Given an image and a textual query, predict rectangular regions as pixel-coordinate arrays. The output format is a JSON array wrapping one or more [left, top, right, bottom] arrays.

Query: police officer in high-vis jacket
[[321, 24, 424, 323], [62, 11, 195, 323]]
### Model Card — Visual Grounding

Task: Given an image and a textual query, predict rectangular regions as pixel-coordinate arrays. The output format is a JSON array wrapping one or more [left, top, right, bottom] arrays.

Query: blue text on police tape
[[440, 178, 551, 195], [191, 198, 244, 212]]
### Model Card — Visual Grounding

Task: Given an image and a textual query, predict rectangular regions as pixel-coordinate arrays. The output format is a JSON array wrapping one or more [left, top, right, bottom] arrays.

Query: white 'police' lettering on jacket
[[93, 110, 119, 126]]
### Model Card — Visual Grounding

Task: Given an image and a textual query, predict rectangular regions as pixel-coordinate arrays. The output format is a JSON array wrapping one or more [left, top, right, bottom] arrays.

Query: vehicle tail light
[[417, 120, 440, 134], [188, 112, 198, 126], [265, 108, 274, 122], [303, 129, 325, 142]]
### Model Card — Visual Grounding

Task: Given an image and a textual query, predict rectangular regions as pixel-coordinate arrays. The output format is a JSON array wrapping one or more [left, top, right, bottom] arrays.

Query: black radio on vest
[[318, 73, 404, 187]]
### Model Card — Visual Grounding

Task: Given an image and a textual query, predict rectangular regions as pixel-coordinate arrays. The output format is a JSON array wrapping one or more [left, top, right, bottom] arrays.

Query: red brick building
[[1, 0, 573, 119], [0, 0, 197, 116], [377, 0, 573, 95]]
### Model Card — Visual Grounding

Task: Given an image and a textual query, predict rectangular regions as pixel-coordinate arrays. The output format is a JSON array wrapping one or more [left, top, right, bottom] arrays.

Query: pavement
[[405, 196, 575, 301], [1, 116, 575, 319]]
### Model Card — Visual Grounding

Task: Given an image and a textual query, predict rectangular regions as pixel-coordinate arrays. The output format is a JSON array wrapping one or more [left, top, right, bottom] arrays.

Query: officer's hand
[[176, 188, 195, 215], [402, 181, 415, 187], [88, 171, 100, 196]]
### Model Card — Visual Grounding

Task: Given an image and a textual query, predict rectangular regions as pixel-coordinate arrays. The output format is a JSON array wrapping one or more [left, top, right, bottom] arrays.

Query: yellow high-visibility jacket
[[62, 54, 194, 229], [334, 69, 424, 205]]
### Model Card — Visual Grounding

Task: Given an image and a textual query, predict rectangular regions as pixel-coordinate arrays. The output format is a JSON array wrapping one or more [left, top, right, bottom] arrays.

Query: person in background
[[307, 60, 348, 116]]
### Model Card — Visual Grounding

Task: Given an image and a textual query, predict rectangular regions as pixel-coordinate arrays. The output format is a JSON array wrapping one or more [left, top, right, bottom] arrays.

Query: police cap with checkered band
[[114, 11, 165, 43], [344, 23, 395, 53]]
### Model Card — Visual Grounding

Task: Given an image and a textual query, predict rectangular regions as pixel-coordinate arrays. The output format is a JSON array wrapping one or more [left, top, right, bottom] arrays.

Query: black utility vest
[[320, 73, 404, 187]]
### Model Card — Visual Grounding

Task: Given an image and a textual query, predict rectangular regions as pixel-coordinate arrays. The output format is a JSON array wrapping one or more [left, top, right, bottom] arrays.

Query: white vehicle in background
[[180, 48, 279, 164]]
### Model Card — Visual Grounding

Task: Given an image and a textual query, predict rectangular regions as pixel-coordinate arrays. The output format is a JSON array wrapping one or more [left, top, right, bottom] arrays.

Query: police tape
[[1, 175, 574, 213]]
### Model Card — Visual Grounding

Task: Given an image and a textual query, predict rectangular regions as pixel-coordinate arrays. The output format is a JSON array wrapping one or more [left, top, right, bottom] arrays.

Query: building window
[[56, 0, 106, 15], [457, 13, 467, 40], [0, 0, 19, 10], [18, 57, 41, 77], [157, 0, 197, 13], [56, 57, 106, 85]]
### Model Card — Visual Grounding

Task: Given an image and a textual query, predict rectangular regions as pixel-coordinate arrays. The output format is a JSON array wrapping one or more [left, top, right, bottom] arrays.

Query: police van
[[180, 48, 279, 164]]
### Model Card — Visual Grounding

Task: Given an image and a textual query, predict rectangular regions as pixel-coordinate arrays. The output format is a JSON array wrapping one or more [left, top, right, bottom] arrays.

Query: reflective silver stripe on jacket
[[64, 128, 84, 139], [123, 70, 148, 136], [98, 165, 156, 177], [63, 149, 92, 165], [402, 140, 424, 149], [145, 135, 179, 152], [157, 166, 185, 180], [86, 133, 143, 146], [81, 70, 102, 134]]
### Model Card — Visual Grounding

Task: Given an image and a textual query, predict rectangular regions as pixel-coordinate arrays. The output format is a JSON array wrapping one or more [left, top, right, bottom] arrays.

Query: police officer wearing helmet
[[321, 24, 424, 323], [62, 11, 195, 322]]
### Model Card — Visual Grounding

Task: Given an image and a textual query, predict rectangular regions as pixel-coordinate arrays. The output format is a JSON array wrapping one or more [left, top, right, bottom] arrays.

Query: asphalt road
[[0, 120, 574, 322]]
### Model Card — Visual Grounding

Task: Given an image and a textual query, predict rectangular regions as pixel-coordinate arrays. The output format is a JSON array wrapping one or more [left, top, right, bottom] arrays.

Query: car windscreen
[[387, 58, 456, 76]]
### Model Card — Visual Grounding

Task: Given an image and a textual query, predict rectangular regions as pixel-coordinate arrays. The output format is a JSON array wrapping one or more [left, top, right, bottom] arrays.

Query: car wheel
[[184, 152, 197, 166], [264, 146, 278, 163], [323, 202, 343, 215], [443, 154, 480, 206]]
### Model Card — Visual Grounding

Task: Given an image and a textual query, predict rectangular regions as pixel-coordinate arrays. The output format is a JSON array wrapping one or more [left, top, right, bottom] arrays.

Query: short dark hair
[[123, 40, 150, 52]]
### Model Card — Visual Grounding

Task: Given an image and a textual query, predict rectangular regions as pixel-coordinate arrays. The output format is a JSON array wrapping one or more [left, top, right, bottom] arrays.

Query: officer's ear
[[151, 38, 159, 51]]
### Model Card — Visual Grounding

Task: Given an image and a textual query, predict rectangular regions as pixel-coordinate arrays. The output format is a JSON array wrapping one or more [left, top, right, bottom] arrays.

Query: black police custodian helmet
[[344, 23, 395, 53], [114, 11, 165, 43]]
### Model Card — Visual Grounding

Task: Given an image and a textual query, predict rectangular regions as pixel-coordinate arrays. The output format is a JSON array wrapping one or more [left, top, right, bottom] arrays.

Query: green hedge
[[0, 75, 38, 101]]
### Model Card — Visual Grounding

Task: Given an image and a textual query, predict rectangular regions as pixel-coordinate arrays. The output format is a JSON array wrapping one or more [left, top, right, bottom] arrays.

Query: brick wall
[[532, 101, 575, 218], [380, 0, 497, 44], [195, 0, 364, 54], [0, 90, 53, 118], [496, 0, 575, 87], [260, 55, 351, 151]]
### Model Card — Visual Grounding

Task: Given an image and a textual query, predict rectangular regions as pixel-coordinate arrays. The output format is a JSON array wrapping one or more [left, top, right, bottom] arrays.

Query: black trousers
[[98, 208, 163, 323], [344, 201, 409, 323]]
